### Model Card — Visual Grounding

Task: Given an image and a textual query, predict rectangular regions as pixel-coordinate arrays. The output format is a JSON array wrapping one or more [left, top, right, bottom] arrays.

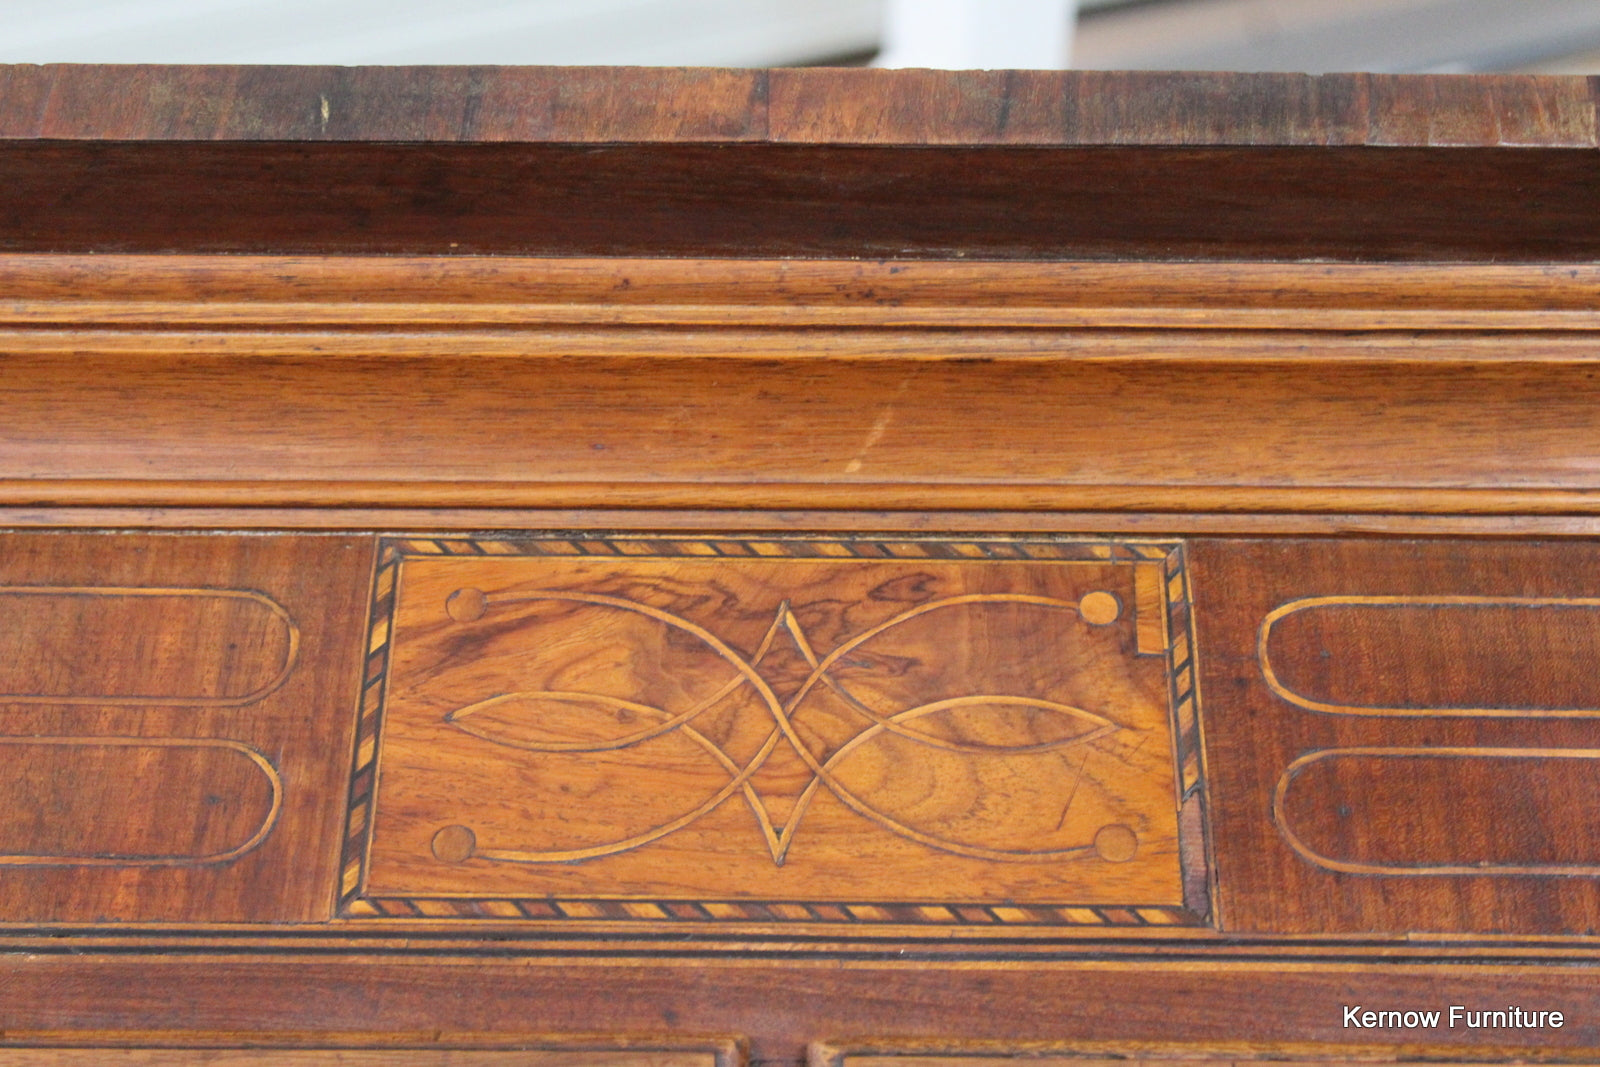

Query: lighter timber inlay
[[341, 537, 1209, 927], [442, 590, 1134, 866]]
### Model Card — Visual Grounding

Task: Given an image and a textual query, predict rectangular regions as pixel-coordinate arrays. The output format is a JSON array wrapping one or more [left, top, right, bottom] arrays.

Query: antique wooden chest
[[1, 64, 1598, 1065]]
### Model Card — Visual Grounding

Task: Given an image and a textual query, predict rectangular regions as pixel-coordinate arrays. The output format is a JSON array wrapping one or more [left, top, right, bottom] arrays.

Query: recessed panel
[[1275, 747, 1600, 875]]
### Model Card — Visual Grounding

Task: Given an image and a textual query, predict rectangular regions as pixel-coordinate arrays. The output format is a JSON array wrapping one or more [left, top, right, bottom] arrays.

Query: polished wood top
[[0, 66, 1593, 147]]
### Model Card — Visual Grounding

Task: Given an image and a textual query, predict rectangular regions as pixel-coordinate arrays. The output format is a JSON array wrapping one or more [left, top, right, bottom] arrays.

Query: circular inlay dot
[[431, 824, 477, 863], [1094, 823, 1138, 863], [1078, 590, 1121, 626], [445, 587, 488, 622]]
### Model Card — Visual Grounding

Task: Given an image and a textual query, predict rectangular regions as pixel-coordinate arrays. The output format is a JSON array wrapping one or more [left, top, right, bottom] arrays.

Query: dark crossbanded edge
[[339, 534, 1209, 928]]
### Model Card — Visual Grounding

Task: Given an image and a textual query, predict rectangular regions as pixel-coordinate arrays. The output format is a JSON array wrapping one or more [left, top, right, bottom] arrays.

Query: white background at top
[[3, 0, 1600, 73]]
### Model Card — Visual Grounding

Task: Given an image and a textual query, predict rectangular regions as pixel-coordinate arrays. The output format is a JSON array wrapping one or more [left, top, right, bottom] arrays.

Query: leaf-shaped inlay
[[445, 690, 677, 753], [879, 695, 1120, 753]]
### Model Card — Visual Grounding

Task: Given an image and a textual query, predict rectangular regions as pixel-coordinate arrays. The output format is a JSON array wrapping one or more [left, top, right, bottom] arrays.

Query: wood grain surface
[[0, 586, 296, 704], [7, 253, 1600, 517], [822, 1056, 1600, 1067], [1, 66, 1598, 262], [6, 62, 1599, 1059], [0, 737, 280, 867], [6, 142, 1600, 260], [15, 255, 1600, 329], [0, 1033, 739, 1067], [13, 346, 1600, 514], [10, 358, 1600, 513], [0, 1053, 718, 1066], [830, 1061, 1593, 1067], [1191, 538, 1600, 936], [1, 67, 1591, 147], [4, 68, 1598, 259], [349, 537, 1197, 923], [0, 533, 370, 923], [4, 961, 1600, 1062], [8, 508, 1600, 537]]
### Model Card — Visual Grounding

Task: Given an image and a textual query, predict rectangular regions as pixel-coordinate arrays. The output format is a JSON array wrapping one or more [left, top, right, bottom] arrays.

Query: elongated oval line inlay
[[1273, 746, 1600, 876], [0, 586, 299, 705], [1259, 595, 1600, 717], [0, 736, 282, 866]]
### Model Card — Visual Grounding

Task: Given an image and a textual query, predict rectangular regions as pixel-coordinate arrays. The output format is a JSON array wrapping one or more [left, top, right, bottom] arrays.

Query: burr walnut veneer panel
[[346, 537, 1203, 927]]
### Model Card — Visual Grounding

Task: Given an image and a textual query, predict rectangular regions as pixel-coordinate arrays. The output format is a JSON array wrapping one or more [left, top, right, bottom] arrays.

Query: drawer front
[[346, 536, 1200, 928], [1192, 538, 1600, 936], [3, 531, 1597, 941]]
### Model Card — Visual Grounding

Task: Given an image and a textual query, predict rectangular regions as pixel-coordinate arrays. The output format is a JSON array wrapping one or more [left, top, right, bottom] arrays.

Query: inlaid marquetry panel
[[343, 537, 1209, 927]]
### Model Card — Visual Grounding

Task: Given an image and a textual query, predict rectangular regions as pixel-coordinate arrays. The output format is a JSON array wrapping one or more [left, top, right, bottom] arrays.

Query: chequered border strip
[[338, 535, 1208, 926], [1162, 545, 1203, 800], [337, 539, 404, 911], [343, 897, 1194, 926], [376, 536, 1167, 562]]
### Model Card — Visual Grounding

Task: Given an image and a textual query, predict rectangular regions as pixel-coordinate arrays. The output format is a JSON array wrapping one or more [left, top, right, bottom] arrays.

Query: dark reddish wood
[[2, 67, 1594, 260], [1263, 599, 1600, 712], [5, 64, 1600, 1059], [0, 65, 769, 142], [3, 960, 1600, 1063], [769, 70, 1596, 148], [0, 1035, 740, 1067], [1191, 539, 1600, 936], [5, 141, 1600, 260], [0, 533, 371, 923], [1276, 751, 1600, 873], [818, 1052, 1600, 1067]]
